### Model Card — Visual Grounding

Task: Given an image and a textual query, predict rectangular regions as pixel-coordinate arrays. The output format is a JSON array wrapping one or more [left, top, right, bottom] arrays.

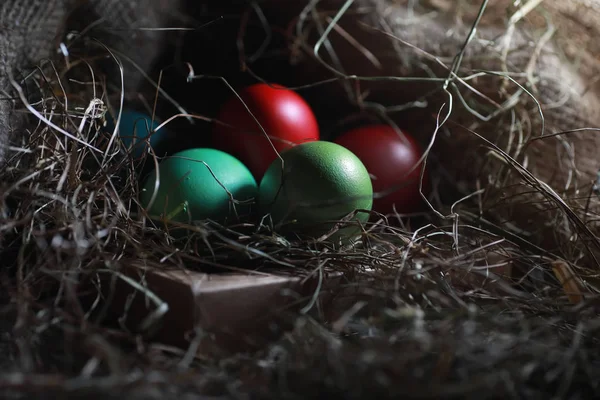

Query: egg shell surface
[[212, 83, 320, 180], [334, 124, 429, 215], [141, 148, 257, 225], [259, 141, 373, 240], [105, 109, 165, 159]]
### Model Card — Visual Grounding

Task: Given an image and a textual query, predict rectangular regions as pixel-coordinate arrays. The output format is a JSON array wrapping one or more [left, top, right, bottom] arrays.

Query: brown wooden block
[[97, 264, 340, 354]]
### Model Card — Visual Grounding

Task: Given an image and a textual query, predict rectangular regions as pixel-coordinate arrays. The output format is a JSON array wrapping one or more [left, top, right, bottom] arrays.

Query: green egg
[[259, 141, 373, 241], [141, 148, 257, 226]]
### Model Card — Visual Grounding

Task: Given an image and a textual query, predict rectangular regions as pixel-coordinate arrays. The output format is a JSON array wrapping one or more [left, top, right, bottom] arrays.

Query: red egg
[[334, 124, 429, 215], [212, 83, 320, 180]]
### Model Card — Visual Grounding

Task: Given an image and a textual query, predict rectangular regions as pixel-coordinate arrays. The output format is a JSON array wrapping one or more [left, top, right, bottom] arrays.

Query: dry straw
[[0, 0, 599, 399]]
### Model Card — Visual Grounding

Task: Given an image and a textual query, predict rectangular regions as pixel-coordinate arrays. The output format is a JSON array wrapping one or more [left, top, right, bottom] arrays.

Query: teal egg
[[105, 109, 165, 158], [141, 148, 257, 225], [259, 141, 373, 241]]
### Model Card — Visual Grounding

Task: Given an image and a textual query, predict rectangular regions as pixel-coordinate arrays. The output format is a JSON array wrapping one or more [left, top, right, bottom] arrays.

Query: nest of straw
[[1, 0, 600, 399]]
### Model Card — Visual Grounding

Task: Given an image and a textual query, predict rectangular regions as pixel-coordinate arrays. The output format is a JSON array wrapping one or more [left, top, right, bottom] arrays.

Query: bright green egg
[[258, 141, 373, 241], [141, 148, 257, 225]]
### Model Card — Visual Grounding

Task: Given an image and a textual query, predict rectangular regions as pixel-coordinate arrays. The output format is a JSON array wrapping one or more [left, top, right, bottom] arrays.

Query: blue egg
[[105, 109, 166, 159]]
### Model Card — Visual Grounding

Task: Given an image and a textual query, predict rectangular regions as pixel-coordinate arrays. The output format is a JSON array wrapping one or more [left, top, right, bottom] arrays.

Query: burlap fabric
[[0, 0, 178, 162]]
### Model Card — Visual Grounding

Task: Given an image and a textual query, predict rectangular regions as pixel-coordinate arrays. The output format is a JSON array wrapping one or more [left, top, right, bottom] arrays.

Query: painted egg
[[334, 124, 429, 215], [212, 83, 320, 180], [259, 141, 373, 241], [105, 109, 166, 158], [140, 148, 257, 225]]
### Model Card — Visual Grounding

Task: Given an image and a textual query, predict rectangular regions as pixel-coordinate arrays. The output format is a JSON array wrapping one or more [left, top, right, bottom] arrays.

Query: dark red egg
[[334, 124, 429, 215], [212, 83, 320, 180]]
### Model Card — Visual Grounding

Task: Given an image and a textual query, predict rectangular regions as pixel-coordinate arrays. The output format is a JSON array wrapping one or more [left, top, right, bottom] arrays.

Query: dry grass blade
[[551, 260, 586, 305]]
